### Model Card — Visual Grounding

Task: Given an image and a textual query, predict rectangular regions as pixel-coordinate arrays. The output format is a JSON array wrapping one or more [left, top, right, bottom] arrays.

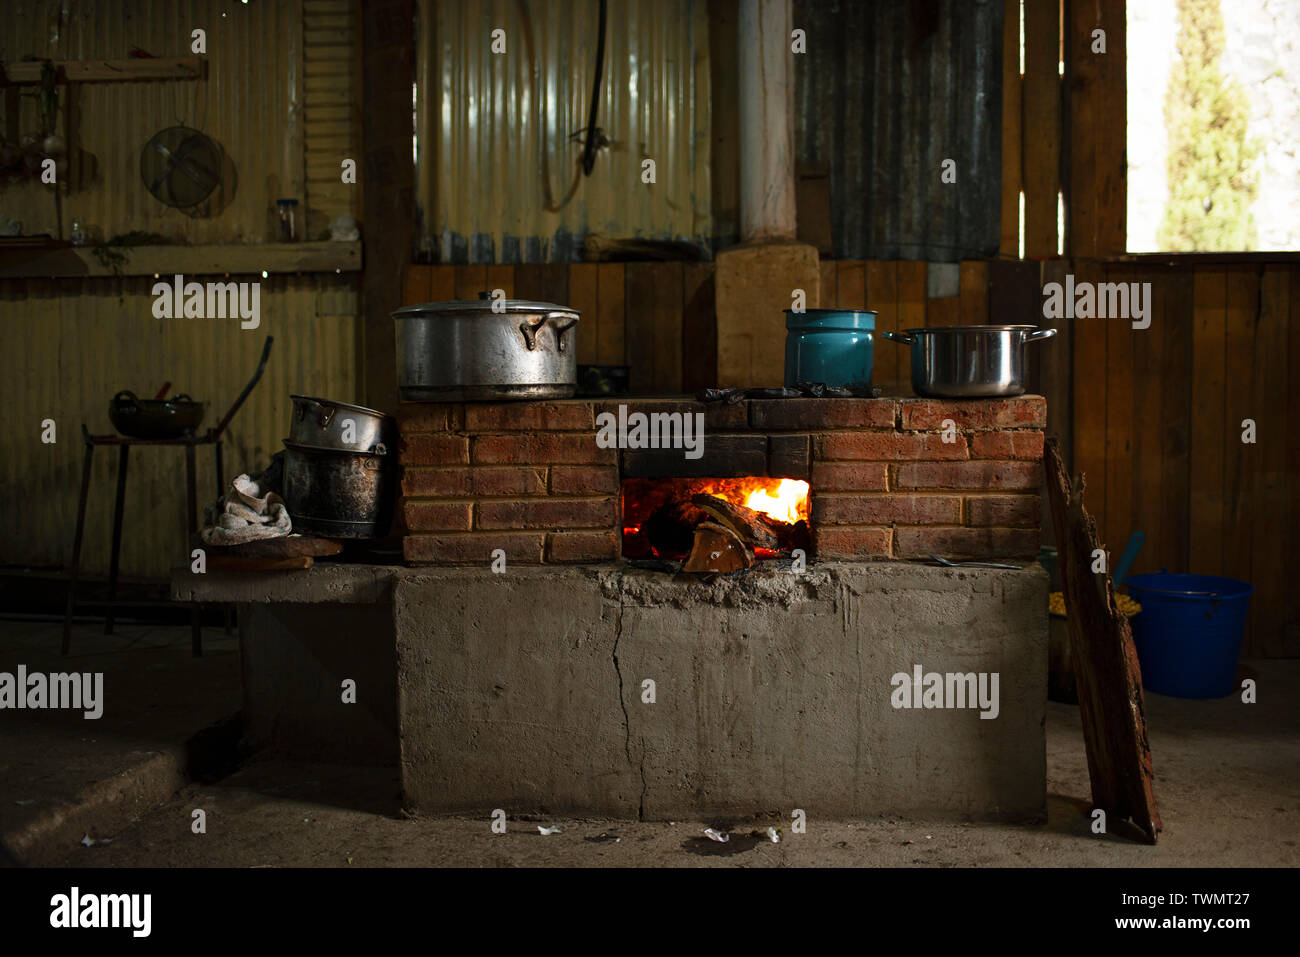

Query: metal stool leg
[[215, 439, 231, 639], [186, 443, 201, 657], [63, 439, 95, 655], [104, 444, 129, 635]]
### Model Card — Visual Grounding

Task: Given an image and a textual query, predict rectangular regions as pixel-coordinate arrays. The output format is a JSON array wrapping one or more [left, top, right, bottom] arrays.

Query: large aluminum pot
[[393, 296, 581, 401], [281, 439, 395, 538], [289, 394, 394, 453], [880, 325, 1056, 397]]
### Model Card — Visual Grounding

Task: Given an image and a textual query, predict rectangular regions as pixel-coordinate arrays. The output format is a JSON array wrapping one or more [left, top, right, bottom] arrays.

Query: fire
[[690, 477, 811, 524], [620, 475, 812, 562], [744, 478, 810, 524]]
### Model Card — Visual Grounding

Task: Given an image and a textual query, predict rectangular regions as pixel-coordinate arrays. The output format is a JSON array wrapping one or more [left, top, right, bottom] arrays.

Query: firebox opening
[[621, 477, 812, 562]]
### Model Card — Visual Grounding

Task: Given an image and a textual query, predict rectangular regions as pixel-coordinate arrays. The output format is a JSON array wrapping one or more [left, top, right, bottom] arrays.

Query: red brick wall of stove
[[397, 396, 1046, 564]]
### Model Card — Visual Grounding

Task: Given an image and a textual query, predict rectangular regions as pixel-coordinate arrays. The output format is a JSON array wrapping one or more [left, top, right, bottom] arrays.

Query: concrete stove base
[[177, 561, 1048, 821]]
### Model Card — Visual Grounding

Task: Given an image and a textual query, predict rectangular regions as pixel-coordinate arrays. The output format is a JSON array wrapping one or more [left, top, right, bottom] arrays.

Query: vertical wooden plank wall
[[1070, 262, 1299, 658]]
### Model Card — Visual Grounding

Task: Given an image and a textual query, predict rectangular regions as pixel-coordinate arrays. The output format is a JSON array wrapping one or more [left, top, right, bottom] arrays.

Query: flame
[[685, 477, 811, 525], [744, 478, 810, 525]]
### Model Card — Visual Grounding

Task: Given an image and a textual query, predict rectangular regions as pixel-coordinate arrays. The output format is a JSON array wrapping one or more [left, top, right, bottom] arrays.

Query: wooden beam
[[0, 241, 362, 278], [1065, 0, 1126, 257], [999, 0, 1023, 258], [1023, 0, 1061, 257], [360, 0, 415, 413], [0, 57, 205, 84]]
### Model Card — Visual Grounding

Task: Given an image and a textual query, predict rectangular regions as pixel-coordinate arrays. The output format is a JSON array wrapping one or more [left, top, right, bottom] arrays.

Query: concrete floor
[[3, 621, 1297, 867], [0, 618, 240, 865]]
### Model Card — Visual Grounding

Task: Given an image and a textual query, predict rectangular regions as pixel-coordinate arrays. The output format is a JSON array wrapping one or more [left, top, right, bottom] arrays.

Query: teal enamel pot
[[783, 309, 876, 394]]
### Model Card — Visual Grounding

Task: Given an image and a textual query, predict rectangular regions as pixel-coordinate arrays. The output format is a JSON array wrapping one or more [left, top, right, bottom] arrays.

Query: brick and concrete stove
[[379, 394, 1051, 820], [178, 394, 1051, 822]]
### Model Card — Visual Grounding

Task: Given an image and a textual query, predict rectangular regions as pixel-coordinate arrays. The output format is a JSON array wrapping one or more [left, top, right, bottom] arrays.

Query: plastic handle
[[1111, 531, 1146, 589], [880, 331, 915, 345], [1026, 328, 1058, 342]]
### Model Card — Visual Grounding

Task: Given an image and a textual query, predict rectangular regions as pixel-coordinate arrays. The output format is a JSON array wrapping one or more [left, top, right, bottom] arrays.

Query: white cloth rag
[[200, 473, 292, 545]]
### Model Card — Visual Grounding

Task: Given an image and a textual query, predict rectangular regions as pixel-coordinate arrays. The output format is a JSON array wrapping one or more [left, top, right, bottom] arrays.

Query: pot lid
[[902, 324, 1043, 333], [785, 309, 876, 330], [393, 298, 579, 318]]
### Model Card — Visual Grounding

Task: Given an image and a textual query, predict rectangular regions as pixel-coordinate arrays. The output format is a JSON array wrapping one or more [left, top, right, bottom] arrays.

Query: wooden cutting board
[[206, 554, 313, 572], [199, 535, 342, 559]]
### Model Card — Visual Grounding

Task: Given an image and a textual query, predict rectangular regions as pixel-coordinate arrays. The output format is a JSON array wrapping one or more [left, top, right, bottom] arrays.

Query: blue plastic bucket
[[1125, 573, 1254, 699], [784, 309, 875, 394]]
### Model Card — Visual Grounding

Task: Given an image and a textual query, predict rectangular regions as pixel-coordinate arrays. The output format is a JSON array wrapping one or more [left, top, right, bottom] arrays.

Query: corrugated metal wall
[[1, 0, 359, 241], [0, 275, 360, 579], [303, 0, 362, 239], [416, 0, 713, 263], [1, 0, 364, 580], [3, 0, 296, 242], [793, 0, 1004, 261]]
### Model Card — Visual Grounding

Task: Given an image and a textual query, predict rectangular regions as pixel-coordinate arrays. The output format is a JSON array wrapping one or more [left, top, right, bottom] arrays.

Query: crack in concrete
[[610, 582, 647, 819]]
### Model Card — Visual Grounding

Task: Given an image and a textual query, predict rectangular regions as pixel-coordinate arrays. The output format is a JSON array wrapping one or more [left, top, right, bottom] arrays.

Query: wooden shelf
[[0, 241, 362, 278], [0, 56, 205, 85]]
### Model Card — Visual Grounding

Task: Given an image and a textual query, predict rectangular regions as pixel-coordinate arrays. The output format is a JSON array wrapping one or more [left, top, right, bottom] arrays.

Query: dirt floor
[[3, 621, 1297, 867]]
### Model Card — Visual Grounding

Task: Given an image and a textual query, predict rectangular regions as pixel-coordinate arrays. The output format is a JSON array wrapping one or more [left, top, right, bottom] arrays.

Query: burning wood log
[[690, 493, 781, 550], [682, 521, 754, 573]]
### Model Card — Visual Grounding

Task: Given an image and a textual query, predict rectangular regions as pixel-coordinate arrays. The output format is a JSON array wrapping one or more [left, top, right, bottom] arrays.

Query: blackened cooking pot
[[109, 390, 205, 439], [393, 295, 581, 401], [281, 439, 394, 538], [881, 325, 1056, 397]]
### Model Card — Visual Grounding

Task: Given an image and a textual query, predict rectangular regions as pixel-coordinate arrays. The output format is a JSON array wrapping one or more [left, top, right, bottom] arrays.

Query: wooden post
[[737, 0, 797, 241], [360, 0, 416, 412]]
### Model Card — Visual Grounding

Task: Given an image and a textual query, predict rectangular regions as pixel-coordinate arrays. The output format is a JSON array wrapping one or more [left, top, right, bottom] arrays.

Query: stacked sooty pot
[[281, 395, 397, 538]]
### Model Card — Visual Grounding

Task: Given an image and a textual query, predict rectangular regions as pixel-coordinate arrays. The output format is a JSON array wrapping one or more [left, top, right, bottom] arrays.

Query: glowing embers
[[621, 476, 811, 563]]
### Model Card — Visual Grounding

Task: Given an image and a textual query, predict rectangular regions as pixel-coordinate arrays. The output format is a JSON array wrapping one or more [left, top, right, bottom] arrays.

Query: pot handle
[[1026, 328, 1057, 342], [295, 397, 334, 427], [113, 390, 140, 412], [547, 314, 579, 354], [518, 316, 546, 351], [880, 331, 915, 345]]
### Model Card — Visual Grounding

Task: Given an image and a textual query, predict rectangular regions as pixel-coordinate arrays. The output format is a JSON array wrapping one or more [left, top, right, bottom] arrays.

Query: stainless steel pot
[[880, 325, 1057, 397], [289, 394, 393, 453], [393, 296, 581, 401], [281, 439, 395, 538]]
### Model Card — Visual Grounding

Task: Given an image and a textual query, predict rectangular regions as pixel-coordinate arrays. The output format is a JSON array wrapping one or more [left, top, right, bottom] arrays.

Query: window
[[1127, 0, 1300, 251]]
